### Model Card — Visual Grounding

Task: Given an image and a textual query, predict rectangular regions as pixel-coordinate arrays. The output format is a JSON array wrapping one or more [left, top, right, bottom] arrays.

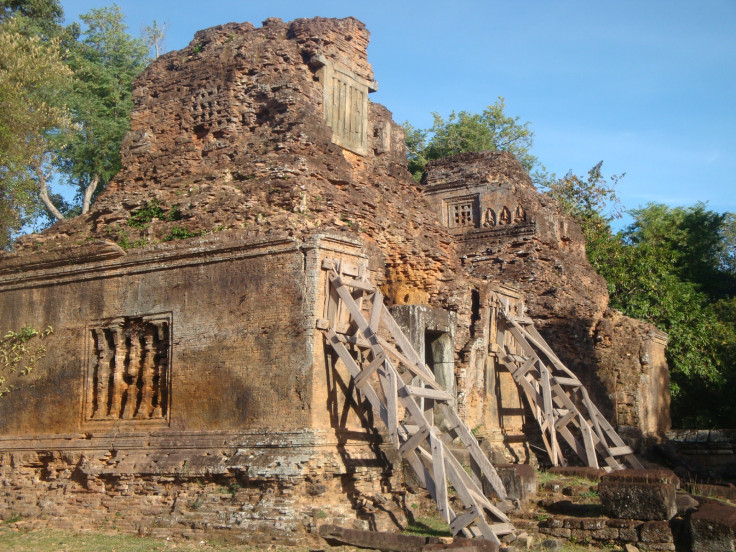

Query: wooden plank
[[354, 353, 385, 389], [398, 426, 430, 458], [580, 387, 608, 450], [489, 523, 516, 536], [385, 367, 399, 448], [449, 505, 480, 535], [553, 376, 581, 387], [555, 410, 577, 430], [369, 289, 383, 331], [539, 363, 559, 463], [579, 414, 599, 468], [404, 385, 453, 401], [438, 404, 507, 501], [608, 446, 634, 456], [430, 433, 450, 524]]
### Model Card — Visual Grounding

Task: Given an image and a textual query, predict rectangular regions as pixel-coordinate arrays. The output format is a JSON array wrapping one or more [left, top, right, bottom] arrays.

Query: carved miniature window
[[446, 196, 479, 229], [322, 64, 369, 156], [85, 313, 171, 424]]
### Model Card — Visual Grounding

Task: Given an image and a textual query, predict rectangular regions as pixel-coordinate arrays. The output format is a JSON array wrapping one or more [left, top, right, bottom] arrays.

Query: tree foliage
[[0, 12, 71, 246], [402, 97, 539, 181], [0, 1, 149, 243], [53, 6, 148, 215], [0, 0, 62, 36], [585, 203, 736, 428], [141, 19, 165, 59]]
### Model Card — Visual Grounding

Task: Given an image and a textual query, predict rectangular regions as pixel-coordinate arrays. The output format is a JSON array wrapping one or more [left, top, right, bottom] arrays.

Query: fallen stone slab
[[689, 501, 736, 552], [319, 524, 499, 552]]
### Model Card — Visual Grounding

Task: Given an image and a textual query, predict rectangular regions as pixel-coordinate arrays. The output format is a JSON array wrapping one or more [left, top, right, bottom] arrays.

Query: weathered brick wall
[[0, 233, 316, 434], [0, 232, 409, 541]]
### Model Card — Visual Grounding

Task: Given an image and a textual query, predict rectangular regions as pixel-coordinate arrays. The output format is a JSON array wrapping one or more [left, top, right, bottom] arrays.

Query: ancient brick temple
[[0, 17, 669, 543]]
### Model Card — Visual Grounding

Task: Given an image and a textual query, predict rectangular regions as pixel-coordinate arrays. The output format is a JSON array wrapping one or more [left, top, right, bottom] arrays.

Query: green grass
[[535, 469, 599, 488], [403, 515, 452, 537], [0, 527, 365, 551]]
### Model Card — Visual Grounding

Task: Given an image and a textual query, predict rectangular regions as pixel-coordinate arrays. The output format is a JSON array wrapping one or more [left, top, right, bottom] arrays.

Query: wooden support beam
[[430, 433, 450, 524], [354, 353, 385, 389], [398, 426, 430, 458], [404, 385, 453, 401], [322, 267, 516, 544]]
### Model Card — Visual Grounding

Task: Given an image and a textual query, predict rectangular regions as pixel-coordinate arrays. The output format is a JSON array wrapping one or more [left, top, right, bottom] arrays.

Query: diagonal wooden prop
[[491, 292, 643, 471], [319, 260, 514, 544]]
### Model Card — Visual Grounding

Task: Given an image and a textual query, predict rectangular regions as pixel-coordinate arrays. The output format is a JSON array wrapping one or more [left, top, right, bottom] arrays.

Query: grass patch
[[0, 528, 360, 551], [163, 226, 205, 241], [403, 515, 452, 537]]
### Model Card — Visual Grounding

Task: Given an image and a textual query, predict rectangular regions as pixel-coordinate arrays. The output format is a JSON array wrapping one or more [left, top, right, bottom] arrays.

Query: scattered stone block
[[675, 493, 699, 515], [689, 501, 736, 552], [599, 470, 678, 520], [639, 521, 673, 544]]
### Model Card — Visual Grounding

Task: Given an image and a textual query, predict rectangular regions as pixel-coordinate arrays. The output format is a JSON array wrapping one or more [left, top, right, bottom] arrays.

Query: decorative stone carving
[[483, 208, 497, 227], [514, 205, 526, 223], [445, 196, 479, 229], [86, 314, 171, 423], [499, 206, 511, 225]]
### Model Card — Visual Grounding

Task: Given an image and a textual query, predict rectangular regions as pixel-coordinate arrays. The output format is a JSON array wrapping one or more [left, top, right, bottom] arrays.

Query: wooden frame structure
[[492, 292, 643, 471], [318, 259, 514, 544]]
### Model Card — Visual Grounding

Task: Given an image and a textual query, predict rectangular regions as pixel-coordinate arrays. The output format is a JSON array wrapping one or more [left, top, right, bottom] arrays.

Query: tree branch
[[35, 165, 65, 221]]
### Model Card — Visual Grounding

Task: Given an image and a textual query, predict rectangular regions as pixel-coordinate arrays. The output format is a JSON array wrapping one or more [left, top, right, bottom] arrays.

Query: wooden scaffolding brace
[[492, 292, 643, 471], [318, 259, 514, 545]]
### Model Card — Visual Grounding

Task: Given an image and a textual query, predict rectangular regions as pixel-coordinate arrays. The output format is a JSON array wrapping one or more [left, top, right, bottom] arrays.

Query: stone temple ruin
[[0, 16, 683, 547]]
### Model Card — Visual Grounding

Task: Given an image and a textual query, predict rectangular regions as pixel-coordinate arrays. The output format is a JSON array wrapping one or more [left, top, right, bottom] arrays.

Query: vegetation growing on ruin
[[0, 324, 53, 397], [402, 97, 539, 182]]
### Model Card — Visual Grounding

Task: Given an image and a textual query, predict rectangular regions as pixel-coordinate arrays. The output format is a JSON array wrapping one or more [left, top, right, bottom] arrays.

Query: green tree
[[50, 5, 148, 219], [0, 14, 71, 247], [402, 97, 539, 181], [593, 203, 736, 427], [0, 0, 63, 36]]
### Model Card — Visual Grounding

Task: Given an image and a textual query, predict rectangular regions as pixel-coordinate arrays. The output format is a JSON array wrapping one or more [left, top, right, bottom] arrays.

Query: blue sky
[[62, 0, 736, 227]]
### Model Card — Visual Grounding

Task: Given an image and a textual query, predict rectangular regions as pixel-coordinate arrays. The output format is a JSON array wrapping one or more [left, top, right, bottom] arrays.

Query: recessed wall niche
[[84, 313, 172, 425]]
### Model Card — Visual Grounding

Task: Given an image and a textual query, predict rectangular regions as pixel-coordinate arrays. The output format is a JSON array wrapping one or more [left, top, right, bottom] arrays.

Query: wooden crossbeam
[[320, 264, 513, 544], [492, 292, 643, 471]]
